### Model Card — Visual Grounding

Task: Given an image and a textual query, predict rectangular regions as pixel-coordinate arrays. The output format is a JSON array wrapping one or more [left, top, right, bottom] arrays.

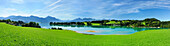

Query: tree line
[[0, 19, 41, 28], [50, 18, 170, 28]]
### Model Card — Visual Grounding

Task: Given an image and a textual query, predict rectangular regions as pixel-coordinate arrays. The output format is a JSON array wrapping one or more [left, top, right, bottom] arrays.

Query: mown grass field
[[0, 22, 170, 46]]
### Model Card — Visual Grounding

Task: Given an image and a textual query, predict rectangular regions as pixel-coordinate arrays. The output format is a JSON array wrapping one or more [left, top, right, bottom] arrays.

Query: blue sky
[[0, 0, 170, 20]]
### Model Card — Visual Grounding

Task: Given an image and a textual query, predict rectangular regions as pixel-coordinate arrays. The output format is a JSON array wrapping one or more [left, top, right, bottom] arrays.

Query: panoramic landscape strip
[[1, 18, 170, 30], [0, 0, 170, 46], [0, 22, 170, 46], [0, 18, 170, 45]]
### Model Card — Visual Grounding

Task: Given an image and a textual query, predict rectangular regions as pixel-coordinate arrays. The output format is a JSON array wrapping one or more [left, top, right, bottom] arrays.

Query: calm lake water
[[40, 23, 167, 35]]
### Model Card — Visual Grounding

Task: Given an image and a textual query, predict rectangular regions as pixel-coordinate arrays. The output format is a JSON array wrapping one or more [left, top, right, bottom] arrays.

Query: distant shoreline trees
[[22, 22, 41, 28], [50, 18, 170, 28], [0, 19, 41, 28]]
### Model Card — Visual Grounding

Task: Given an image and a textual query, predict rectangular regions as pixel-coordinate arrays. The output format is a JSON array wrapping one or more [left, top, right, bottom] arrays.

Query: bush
[[51, 27, 63, 30]]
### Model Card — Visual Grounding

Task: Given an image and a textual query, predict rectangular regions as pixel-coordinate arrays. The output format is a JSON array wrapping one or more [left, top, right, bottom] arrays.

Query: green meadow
[[0, 22, 170, 46]]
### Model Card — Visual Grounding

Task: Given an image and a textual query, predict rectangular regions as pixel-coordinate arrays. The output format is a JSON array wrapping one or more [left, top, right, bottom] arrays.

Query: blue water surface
[[40, 23, 167, 35]]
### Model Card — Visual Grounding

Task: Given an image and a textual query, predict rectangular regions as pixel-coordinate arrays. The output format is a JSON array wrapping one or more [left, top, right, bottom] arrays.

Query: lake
[[40, 23, 167, 35]]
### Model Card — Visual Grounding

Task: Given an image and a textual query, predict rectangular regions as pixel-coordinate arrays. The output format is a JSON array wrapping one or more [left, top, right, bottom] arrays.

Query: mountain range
[[0, 15, 60, 23], [0, 15, 96, 23]]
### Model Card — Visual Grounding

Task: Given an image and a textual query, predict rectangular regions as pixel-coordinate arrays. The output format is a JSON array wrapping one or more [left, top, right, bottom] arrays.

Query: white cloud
[[112, 3, 125, 6], [47, 0, 62, 8], [11, 0, 24, 4], [48, 5, 62, 12], [31, 0, 62, 14], [157, 5, 170, 8], [0, 8, 38, 17], [5, 8, 17, 11], [102, 0, 170, 17]]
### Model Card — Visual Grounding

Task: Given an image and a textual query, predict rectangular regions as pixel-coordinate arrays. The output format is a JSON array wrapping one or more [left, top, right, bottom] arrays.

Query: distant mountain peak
[[74, 18, 95, 20], [8, 15, 19, 17], [46, 16, 58, 19], [74, 18, 83, 20], [45, 16, 60, 21], [71, 18, 95, 22], [46, 16, 55, 18], [83, 18, 94, 20], [30, 15, 39, 18]]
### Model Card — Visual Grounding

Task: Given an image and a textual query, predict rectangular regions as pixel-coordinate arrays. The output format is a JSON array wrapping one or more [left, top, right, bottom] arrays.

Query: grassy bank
[[0, 23, 170, 46]]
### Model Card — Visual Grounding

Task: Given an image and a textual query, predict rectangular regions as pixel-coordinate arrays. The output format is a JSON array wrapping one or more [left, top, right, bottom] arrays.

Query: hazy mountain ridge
[[0, 17, 4, 19], [0, 16, 96, 23], [0, 15, 60, 23], [70, 18, 95, 22]]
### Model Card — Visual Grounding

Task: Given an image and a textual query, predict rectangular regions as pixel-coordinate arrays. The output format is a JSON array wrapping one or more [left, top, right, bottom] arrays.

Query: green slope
[[0, 23, 170, 46]]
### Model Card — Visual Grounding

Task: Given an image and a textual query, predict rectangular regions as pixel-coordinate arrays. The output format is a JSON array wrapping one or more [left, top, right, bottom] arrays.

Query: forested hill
[[50, 18, 170, 28]]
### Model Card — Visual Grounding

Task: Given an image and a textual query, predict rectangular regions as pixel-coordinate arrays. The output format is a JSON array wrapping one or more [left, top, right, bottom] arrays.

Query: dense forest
[[0, 19, 41, 28], [50, 18, 170, 28]]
